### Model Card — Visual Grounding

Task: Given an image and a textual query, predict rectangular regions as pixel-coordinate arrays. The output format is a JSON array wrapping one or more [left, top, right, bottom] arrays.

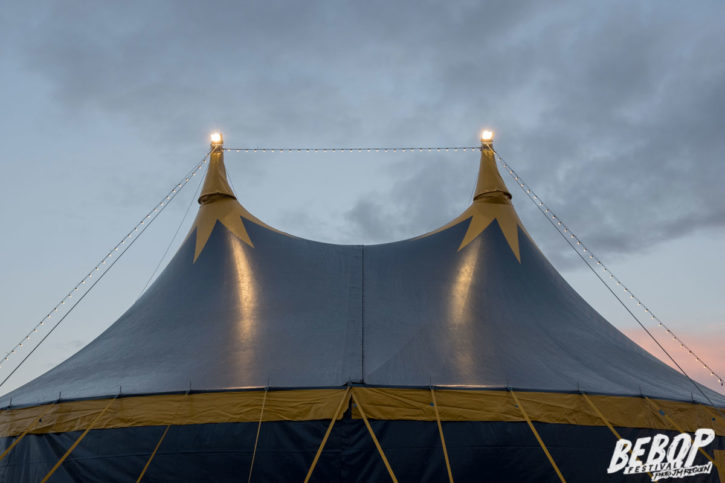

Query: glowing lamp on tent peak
[[210, 132, 223, 145], [481, 130, 494, 143]]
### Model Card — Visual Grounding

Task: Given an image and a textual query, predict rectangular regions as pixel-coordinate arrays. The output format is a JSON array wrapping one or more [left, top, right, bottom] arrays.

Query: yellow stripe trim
[[0, 389, 344, 437], [1, 388, 724, 438], [348, 388, 725, 436]]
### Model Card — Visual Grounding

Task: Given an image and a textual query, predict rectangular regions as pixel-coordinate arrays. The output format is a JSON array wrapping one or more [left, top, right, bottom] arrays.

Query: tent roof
[[2, 145, 723, 408]]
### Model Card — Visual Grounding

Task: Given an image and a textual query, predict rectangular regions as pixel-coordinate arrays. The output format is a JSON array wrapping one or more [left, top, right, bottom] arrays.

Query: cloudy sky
[[0, 1, 723, 396]]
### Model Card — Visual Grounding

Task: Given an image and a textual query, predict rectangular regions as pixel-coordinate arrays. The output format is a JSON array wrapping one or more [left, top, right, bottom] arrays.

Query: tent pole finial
[[473, 130, 511, 202], [210, 132, 223, 147], [198, 132, 237, 205]]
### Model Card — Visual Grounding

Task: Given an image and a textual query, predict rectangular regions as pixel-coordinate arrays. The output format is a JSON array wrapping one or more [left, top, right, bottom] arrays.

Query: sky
[[0, 1, 723, 397]]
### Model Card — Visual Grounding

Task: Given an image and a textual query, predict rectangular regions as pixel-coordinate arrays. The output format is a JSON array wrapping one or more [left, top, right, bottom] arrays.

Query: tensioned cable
[[509, 389, 566, 483], [40, 395, 118, 483], [247, 387, 268, 483], [492, 148, 725, 410], [350, 390, 399, 482], [430, 387, 454, 483], [223, 146, 479, 153], [303, 387, 352, 483], [0, 152, 210, 392], [580, 393, 652, 479], [138, 169, 204, 297], [136, 389, 191, 482], [0, 401, 56, 462]]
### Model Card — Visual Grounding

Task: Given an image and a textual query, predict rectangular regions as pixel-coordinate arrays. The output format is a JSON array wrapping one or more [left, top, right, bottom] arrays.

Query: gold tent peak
[[422, 138, 528, 262], [187, 134, 286, 262]]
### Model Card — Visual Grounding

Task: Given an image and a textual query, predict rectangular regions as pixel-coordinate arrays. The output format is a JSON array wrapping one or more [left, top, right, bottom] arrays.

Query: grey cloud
[[4, 0, 725, 263]]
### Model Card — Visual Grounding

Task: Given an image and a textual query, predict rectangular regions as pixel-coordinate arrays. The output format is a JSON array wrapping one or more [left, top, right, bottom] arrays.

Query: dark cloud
[[3, 0, 725, 266]]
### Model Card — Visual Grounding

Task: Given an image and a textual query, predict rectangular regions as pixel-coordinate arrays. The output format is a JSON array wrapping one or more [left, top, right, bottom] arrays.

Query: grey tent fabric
[[2, 147, 723, 409]]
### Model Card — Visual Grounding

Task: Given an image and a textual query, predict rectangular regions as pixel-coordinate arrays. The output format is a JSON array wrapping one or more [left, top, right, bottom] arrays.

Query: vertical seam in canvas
[[361, 245, 366, 383]]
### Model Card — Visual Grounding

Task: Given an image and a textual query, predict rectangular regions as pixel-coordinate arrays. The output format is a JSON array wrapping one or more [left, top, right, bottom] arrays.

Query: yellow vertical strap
[[430, 387, 454, 483], [136, 392, 190, 482], [303, 387, 351, 483], [714, 450, 725, 482], [580, 393, 623, 439], [581, 393, 652, 479], [509, 389, 566, 483], [350, 389, 398, 483], [247, 388, 268, 483], [136, 425, 170, 483], [41, 396, 117, 483], [643, 396, 720, 473], [0, 402, 56, 462]]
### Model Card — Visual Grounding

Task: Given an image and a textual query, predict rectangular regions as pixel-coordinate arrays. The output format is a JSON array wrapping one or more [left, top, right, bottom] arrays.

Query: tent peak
[[188, 133, 291, 262]]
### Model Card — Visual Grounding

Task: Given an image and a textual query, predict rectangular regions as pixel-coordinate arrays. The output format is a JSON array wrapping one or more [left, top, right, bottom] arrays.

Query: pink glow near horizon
[[622, 326, 725, 395]]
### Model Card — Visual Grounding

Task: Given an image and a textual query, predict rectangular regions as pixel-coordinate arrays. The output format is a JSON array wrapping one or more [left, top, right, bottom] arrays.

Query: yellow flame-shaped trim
[[423, 199, 528, 262], [189, 199, 254, 262]]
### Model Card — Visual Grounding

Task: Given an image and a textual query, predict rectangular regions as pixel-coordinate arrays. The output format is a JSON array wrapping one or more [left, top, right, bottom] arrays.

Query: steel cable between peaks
[[139, 169, 205, 297], [223, 146, 480, 153]]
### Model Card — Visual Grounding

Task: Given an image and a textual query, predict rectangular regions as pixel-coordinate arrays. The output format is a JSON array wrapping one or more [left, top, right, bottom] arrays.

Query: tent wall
[[1, 419, 723, 482]]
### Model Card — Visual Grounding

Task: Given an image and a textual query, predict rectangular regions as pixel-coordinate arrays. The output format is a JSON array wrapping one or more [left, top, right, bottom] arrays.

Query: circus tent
[[1, 134, 723, 482]]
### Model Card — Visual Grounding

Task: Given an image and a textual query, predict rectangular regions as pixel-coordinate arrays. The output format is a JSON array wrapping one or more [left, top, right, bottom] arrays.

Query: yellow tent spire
[[473, 142, 511, 202], [199, 133, 236, 204], [186, 133, 288, 262], [421, 131, 528, 262]]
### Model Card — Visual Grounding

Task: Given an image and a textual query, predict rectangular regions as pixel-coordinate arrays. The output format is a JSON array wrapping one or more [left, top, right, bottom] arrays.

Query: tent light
[[481, 130, 494, 142], [210, 132, 222, 144]]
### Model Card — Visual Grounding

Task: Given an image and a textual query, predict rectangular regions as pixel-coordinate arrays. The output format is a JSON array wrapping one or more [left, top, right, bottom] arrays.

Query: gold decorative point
[[456, 202, 524, 262], [419, 200, 527, 262], [191, 199, 254, 263], [187, 195, 290, 263], [420, 145, 526, 262]]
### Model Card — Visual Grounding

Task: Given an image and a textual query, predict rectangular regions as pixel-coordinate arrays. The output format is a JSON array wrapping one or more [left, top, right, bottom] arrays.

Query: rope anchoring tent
[[0, 388, 722, 481], [0, 153, 211, 392], [430, 387, 454, 483], [493, 148, 725, 407], [509, 389, 567, 483], [0, 402, 56, 463], [580, 392, 653, 480], [304, 387, 351, 482], [40, 396, 118, 483]]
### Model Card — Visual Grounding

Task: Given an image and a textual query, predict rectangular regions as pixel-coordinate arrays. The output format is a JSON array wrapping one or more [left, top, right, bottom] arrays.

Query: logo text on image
[[607, 428, 716, 481]]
